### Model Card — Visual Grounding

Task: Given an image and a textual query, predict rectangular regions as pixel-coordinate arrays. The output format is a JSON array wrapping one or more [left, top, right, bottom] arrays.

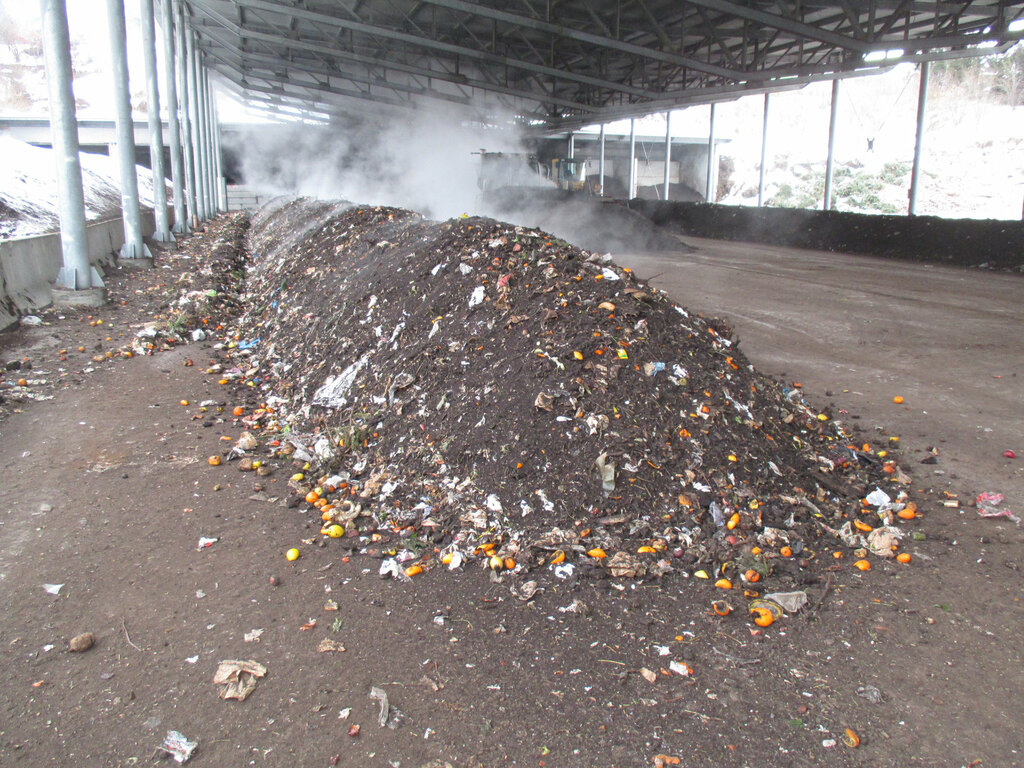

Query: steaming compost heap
[[226, 198, 915, 595]]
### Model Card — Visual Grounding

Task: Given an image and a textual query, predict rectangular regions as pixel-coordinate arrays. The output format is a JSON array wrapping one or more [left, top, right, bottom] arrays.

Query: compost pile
[[227, 198, 915, 594]]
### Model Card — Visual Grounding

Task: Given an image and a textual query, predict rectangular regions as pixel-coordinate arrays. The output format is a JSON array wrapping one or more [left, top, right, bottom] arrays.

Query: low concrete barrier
[[0, 209, 158, 331], [624, 200, 1024, 270]]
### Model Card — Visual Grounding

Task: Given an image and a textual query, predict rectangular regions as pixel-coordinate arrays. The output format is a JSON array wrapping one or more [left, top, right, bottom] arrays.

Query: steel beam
[[210, 0, 657, 98], [160, 0, 188, 232], [908, 61, 929, 215], [106, 0, 152, 264], [420, 0, 741, 79], [686, 0, 872, 52], [598, 123, 605, 197], [141, 0, 173, 242], [40, 0, 104, 295], [824, 78, 840, 211]]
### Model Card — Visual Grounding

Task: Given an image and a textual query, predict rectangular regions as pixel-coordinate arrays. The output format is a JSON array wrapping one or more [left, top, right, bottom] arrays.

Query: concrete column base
[[118, 256, 155, 270], [51, 285, 107, 308]]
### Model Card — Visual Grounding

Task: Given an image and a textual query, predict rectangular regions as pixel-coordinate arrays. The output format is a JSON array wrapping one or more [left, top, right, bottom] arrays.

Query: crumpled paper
[[213, 659, 267, 701]]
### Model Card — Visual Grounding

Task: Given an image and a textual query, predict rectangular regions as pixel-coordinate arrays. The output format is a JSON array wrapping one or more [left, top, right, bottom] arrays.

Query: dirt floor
[[1, 214, 1022, 768]]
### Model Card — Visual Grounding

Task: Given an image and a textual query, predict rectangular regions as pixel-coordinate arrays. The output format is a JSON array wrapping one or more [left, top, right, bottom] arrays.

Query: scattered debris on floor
[[212, 659, 267, 701]]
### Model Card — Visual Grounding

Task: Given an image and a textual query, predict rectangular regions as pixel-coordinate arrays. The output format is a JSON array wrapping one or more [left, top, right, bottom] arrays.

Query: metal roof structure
[[186, 1, 1023, 130]]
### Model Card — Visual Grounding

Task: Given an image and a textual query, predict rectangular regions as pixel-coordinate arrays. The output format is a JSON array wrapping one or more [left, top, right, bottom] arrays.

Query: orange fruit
[[896, 552, 912, 564], [750, 606, 775, 627], [233, 406, 244, 416], [305, 490, 319, 504], [779, 546, 793, 558], [854, 559, 871, 571], [893, 396, 904, 404], [405, 565, 423, 577], [207, 455, 221, 466]]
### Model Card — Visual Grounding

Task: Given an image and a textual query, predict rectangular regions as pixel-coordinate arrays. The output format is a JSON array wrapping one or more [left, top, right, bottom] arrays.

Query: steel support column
[[174, 1, 197, 225], [185, 27, 207, 220], [160, 0, 188, 232], [567, 132, 574, 158], [202, 67, 216, 214], [598, 124, 605, 198], [823, 78, 840, 211], [197, 61, 211, 217], [908, 62, 930, 216], [758, 93, 770, 207], [213, 95, 226, 211], [663, 111, 672, 201], [105, 0, 152, 264], [628, 118, 636, 200], [705, 104, 717, 202], [40, 0, 104, 297], [140, 0, 172, 242]]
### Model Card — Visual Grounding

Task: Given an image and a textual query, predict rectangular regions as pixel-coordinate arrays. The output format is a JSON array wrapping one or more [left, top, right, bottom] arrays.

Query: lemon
[[285, 548, 300, 561], [326, 525, 344, 538]]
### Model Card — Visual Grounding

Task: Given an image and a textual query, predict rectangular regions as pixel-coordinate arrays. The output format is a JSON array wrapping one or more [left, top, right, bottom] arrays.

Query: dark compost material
[[228, 198, 915, 596]]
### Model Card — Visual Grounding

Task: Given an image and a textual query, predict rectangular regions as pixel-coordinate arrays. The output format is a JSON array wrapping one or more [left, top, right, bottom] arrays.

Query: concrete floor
[[617, 237, 1024, 504]]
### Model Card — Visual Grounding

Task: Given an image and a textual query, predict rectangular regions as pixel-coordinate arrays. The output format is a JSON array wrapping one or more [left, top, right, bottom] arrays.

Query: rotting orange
[[896, 552, 912, 564], [233, 406, 244, 416], [750, 606, 775, 627]]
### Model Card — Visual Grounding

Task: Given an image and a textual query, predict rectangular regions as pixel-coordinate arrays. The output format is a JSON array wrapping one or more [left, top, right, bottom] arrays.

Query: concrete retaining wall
[[0, 209, 158, 331], [624, 200, 1024, 270]]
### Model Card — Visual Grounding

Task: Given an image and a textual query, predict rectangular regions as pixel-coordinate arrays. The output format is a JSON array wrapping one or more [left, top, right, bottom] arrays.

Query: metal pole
[[908, 61, 930, 216], [824, 78, 840, 211], [663, 110, 672, 201], [40, 0, 103, 297], [705, 104, 717, 202], [197, 62, 212, 217], [105, 0, 152, 264], [174, 1, 197, 225], [213, 93, 225, 211], [628, 118, 636, 200], [567, 131, 574, 158], [185, 26, 207, 220], [204, 68, 217, 213], [140, 0, 172, 242], [758, 93, 770, 207], [160, 0, 188, 232], [598, 123, 605, 197]]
